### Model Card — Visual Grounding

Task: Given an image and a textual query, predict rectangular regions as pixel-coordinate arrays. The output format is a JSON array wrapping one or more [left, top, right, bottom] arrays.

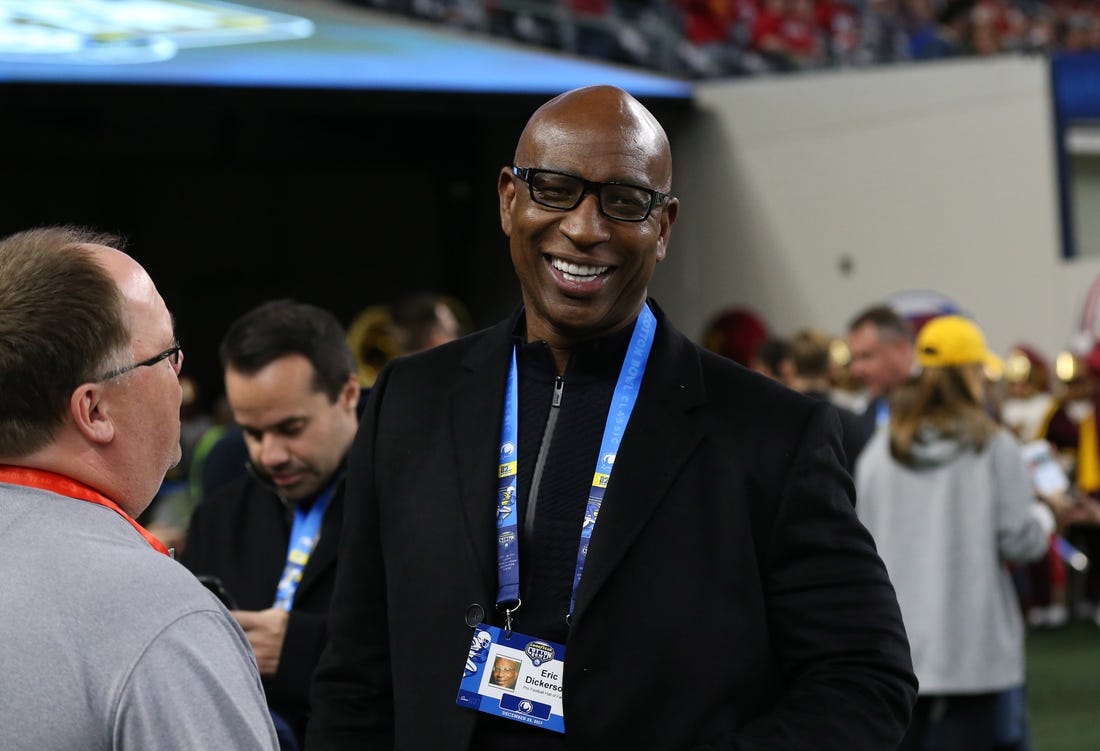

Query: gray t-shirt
[[0, 480, 279, 750]]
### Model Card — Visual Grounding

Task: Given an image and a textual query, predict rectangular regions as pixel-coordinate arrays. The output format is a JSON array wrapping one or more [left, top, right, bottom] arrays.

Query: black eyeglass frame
[[511, 166, 671, 222], [95, 341, 182, 382]]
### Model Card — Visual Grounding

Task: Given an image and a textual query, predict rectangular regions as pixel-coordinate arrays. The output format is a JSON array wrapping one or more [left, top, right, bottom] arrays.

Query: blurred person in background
[[1041, 346, 1100, 625], [847, 303, 917, 442], [784, 327, 871, 477], [390, 290, 469, 354], [826, 335, 870, 414], [183, 299, 361, 750], [856, 314, 1064, 751], [999, 345, 1064, 630], [700, 304, 771, 369], [1000, 346, 1055, 442], [750, 335, 790, 382]]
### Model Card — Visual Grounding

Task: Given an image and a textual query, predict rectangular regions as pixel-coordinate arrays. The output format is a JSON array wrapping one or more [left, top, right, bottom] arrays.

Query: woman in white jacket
[[855, 315, 1056, 751]]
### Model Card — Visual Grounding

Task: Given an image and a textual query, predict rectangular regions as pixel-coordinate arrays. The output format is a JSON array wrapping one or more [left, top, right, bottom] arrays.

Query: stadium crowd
[[337, 0, 1100, 77]]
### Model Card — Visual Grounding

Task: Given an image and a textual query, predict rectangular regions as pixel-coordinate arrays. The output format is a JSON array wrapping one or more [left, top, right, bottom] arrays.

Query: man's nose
[[259, 434, 290, 467], [559, 192, 611, 244]]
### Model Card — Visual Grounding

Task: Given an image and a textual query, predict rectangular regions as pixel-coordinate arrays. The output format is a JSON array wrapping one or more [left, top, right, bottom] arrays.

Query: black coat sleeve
[[732, 403, 917, 749], [307, 366, 396, 750]]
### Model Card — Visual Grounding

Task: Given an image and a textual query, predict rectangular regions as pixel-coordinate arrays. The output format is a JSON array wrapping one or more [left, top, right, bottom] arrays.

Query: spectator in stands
[[677, 0, 758, 76], [858, 0, 911, 63], [970, 0, 1002, 54], [751, 0, 827, 71], [905, 0, 959, 58], [340, 0, 1100, 78]]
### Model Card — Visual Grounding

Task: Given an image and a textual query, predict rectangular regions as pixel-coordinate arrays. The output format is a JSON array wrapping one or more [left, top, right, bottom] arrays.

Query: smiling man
[[309, 86, 916, 751], [182, 299, 360, 750]]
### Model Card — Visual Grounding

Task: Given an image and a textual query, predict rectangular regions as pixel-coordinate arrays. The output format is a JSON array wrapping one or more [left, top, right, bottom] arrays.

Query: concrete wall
[[652, 55, 1100, 363]]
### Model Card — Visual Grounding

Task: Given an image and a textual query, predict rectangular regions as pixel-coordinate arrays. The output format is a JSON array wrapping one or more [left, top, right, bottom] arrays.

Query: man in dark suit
[[183, 300, 361, 749], [308, 85, 916, 750]]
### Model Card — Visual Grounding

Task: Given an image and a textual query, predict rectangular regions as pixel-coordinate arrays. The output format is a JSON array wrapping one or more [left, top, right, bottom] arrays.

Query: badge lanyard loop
[[494, 305, 656, 632], [273, 479, 339, 611]]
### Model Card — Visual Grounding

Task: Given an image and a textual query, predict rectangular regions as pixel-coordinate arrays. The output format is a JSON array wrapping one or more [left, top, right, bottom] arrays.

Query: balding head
[[0, 227, 182, 515], [0, 227, 130, 457], [514, 85, 673, 194]]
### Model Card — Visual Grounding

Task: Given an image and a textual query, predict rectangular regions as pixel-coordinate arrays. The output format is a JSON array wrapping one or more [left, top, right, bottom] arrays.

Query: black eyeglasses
[[95, 341, 183, 382], [512, 166, 670, 222]]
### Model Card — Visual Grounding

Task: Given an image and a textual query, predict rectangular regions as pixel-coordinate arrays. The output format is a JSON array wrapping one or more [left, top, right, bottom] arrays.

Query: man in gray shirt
[[0, 227, 278, 750]]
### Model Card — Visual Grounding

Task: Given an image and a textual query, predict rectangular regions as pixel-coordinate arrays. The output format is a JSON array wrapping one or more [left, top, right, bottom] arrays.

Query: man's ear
[[498, 167, 516, 237], [339, 373, 361, 413], [70, 383, 115, 446], [655, 197, 679, 263]]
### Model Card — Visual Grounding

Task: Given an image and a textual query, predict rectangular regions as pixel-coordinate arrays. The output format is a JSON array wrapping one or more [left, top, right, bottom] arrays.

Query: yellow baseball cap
[[916, 315, 1004, 371]]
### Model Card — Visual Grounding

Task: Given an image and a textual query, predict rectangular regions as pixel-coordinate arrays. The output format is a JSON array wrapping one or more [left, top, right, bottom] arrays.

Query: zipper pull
[[552, 376, 564, 407]]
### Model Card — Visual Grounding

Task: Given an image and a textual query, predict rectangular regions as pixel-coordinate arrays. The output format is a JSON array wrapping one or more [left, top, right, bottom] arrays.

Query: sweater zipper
[[525, 376, 564, 538]]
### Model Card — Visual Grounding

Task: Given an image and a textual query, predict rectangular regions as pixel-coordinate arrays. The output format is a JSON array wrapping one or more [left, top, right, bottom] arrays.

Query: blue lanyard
[[495, 304, 656, 628], [273, 480, 338, 610], [875, 397, 890, 427]]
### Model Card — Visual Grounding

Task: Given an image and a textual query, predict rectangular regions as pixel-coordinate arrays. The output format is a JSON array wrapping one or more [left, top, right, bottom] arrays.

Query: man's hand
[[232, 608, 290, 676]]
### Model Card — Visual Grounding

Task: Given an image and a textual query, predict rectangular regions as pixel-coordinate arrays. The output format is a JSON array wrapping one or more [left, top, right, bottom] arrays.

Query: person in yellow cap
[[855, 314, 1063, 751]]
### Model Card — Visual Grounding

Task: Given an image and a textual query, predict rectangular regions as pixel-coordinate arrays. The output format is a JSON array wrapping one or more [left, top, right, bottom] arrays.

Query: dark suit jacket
[[182, 471, 345, 744], [308, 308, 915, 750], [805, 390, 873, 480]]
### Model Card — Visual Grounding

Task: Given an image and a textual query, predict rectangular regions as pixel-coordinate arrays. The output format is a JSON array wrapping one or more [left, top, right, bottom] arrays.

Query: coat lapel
[[449, 319, 517, 596], [570, 321, 706, 625]]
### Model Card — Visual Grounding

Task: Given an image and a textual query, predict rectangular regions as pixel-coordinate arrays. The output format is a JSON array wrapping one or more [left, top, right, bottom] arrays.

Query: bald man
[[0, 227, 278, 750], [309, 86, 915, 750]]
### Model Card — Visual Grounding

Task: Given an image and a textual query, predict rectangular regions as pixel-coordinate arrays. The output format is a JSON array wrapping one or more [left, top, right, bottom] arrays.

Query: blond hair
[[889, 365, 998, 464]]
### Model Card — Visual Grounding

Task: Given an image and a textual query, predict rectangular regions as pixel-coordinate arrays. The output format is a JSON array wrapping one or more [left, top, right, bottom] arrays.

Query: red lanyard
[[0, 465, 170, 556]]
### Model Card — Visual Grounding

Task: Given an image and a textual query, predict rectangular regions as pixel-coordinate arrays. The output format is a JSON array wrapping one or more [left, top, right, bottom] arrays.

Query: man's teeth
[[551, 258, 608, 281]]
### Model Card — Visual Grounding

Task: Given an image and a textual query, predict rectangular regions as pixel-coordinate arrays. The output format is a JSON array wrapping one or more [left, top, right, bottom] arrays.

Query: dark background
[[0, 82, 690, 406]]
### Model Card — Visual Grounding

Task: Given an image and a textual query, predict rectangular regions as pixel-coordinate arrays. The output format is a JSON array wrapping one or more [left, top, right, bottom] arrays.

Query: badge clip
[[498, 599, 522, 638]]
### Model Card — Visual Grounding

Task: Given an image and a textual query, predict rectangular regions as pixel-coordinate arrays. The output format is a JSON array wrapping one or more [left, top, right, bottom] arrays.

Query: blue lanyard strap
[[273, 479, 339, 611], [495, 350, 522, 615], [875, 398, 890, 427], [494, 304, 656, 626]]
